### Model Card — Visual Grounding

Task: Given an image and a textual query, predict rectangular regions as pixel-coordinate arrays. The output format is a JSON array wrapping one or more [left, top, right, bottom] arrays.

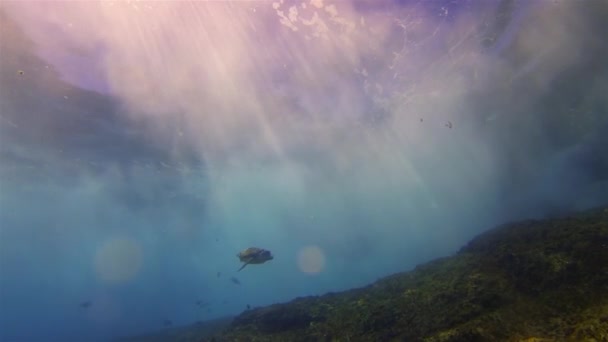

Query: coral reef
[[123, 206, 607, 341], [204, 206, 608, 341]]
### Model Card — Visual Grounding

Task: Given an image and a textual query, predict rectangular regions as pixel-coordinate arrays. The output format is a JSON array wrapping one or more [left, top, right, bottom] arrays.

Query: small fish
[[445, 121, 453, 129], [230, 277, 241, 285], [216, 272, 221, 278], [79, 301, 92, 308], [419, 118, 423, 122], [17, 70, 24, 76], [246, 304, 251, 310]]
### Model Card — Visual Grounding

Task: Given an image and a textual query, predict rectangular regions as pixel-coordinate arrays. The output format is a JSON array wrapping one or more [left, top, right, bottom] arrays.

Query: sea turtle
[[237, 247, 273, 271]]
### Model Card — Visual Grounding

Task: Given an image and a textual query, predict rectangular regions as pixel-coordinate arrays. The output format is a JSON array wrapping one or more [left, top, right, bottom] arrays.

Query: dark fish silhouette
[[79, 301, 92, 308], [195, 300, 209, 308], [445, 121, 453, 129], [236, 247, 273, 271], [216, 272, 221, 278], [230, 277, 241, 285], [246, 304, 251, 310]]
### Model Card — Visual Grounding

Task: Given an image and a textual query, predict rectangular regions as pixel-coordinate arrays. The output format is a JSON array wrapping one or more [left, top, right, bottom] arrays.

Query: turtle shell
[[238, 247, 264, 260]]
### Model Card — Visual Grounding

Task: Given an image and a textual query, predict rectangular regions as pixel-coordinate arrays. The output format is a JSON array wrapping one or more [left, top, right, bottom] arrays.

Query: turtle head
[[258, 250, 273, 262]]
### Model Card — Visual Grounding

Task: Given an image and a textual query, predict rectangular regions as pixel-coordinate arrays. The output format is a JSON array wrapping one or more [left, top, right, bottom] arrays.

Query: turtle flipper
[[238, 262, 250, 272]]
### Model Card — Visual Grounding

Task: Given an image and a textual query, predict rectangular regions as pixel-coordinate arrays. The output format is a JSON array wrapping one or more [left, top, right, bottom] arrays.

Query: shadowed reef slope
[[143, 206, 608, 342]]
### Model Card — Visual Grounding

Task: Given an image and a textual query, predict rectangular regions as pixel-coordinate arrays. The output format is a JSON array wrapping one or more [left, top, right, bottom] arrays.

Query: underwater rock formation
[[203, 206, 608, 341], [122, 206, 607, 341]]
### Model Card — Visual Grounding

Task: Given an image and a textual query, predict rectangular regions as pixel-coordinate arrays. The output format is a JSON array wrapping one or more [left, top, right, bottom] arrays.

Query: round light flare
[[94, 237, 143, 285], [297, 245, 326, 275]]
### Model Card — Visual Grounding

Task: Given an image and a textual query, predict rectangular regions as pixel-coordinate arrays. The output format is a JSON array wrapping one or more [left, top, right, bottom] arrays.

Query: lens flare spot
[[297, 245, 325, 274], [94, 237, 143, 285]]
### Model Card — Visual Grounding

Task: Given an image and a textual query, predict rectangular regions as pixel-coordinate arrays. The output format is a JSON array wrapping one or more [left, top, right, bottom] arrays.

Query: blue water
[[1, 1, 607, 341]]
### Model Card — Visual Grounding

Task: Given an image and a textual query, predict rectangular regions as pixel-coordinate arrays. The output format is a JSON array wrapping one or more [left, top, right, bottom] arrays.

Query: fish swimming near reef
[[236, 247, 273, 271]]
